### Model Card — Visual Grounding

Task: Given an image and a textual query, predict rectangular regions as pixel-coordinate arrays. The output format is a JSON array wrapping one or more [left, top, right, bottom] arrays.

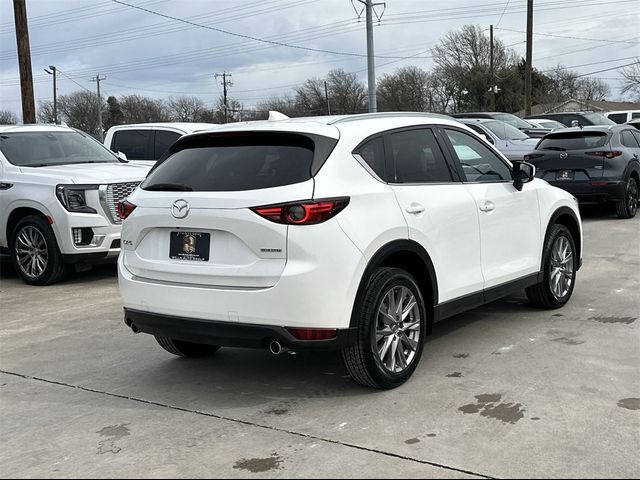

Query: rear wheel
[[10, 215, 67, 285], [342, 267, 426, 389], [526, 224, 577, 309], [615, 176, 638, 219], [154, 336, 220, 358]]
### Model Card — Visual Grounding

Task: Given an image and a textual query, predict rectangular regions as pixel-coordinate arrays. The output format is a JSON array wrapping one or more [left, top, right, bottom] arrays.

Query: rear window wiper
[[144, 183, 193, 191]]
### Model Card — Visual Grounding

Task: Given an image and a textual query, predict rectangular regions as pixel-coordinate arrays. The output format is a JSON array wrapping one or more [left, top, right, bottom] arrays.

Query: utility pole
[[13, 0, 35, 123], [356, 0, 385, 113], [215, 72, 233, 123], [324, 80, 331, 115], [490, 25, 496, 112], [44, 65, 57, 124], [91, 73, 106, 141], [524, 0, 533, 116]]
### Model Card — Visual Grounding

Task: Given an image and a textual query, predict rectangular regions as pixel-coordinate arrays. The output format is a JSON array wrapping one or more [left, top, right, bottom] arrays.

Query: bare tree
[[37, 100, 56, 124], [0, 109, 19, 124], [296, 69, 366, 116], [577, 77, 610, 101], [377, 66, 431, 112], [620, 59, 640, 100], [57, 91, 102, 136], [431, 24, 517, 112], [255, 95, 301, 118], [167, 95, 208, 122], [119, 95, 169, 123]]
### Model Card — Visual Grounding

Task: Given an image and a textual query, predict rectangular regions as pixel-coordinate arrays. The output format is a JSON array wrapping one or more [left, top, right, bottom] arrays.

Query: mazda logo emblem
[[171, 199, 190, 219], [560, 152, 568, 159]]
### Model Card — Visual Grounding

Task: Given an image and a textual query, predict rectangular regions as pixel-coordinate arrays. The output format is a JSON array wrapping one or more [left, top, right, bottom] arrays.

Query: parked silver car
[[458, 118, 539, 162]]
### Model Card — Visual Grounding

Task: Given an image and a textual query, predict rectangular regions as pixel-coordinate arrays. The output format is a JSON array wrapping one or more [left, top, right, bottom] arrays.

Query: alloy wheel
[[375, 285, 421, 373], [627, 179, 638, 217], [549, 235, 574, 301], [15, 225, 49, 279]]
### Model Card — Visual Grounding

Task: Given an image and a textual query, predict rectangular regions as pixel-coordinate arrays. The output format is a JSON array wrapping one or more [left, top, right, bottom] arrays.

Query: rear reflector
[[590, 182, 610, 187], [286, 328, 338, 341], [252, 197, 350, 225]]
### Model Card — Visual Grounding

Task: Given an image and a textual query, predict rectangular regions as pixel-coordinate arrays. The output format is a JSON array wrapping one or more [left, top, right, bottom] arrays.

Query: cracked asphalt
[[1, 208, 639, 478]]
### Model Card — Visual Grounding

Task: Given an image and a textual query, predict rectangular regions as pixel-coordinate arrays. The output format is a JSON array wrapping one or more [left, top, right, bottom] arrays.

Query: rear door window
[[142, 132, 324, 192], [154, 130, 182, 159], [538, 132, 608, 151], [112, 129, 152, 160], [388, 128, 453, 183]]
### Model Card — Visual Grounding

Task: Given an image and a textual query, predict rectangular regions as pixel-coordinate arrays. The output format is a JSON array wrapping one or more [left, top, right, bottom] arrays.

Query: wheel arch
[[349, 240, 438, 334], [547, 206, 582, 270], [6, 207, 52, 243]]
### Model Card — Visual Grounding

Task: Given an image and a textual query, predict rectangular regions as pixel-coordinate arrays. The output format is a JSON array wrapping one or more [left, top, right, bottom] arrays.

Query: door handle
[[405, 204, 425, 214], [479, 201, 496, 213]]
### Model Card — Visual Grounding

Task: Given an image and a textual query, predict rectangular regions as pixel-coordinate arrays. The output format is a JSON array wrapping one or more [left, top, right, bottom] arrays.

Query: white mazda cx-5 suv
[[118, 112, 582, 389], [0, 124, 150, 285]]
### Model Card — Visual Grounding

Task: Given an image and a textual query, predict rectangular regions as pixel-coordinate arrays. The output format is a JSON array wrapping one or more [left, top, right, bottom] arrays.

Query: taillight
[[117, 200, 137, 220], [523, 153, 544, 162], [286, 327, 338, 340], [586, 150, 623, 159], [251, 197, 350, 225]]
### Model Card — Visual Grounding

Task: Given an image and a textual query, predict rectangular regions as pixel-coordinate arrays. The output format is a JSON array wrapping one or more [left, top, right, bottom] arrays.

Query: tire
[[9, 215, 67, 286], [615, 176, 638, 219], [342, 267, 427, 389], [526, 224, 577, 309], [154, 336, 220, 358]]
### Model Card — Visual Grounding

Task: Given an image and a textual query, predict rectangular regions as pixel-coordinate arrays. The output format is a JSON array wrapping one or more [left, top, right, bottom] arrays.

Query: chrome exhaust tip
[[269, 340, 287, 355]]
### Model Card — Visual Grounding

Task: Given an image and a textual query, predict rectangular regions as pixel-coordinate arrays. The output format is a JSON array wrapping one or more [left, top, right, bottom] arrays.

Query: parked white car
[[0, 124, 151, 285], [525, 118, 567, 130], [605, 110, 640, 124], [458, 118, 540, 162], [104, 122, 220, 164], [118, 112, 582, 389]]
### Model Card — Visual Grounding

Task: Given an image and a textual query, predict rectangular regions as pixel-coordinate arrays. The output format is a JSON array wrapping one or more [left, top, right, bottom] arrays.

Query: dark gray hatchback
[[525, 125, 640, 218]]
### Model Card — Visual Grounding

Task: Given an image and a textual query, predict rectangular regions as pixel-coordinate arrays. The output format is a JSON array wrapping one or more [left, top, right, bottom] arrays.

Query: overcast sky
[[1, 0, 639, 119]]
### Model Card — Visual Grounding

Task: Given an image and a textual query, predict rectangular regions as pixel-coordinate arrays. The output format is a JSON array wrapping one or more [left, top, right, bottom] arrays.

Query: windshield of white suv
[[582, 112, 616, 125], [492, 113, 536, 130], [483, 120, 530, 140], [0, 131, 118, 167]]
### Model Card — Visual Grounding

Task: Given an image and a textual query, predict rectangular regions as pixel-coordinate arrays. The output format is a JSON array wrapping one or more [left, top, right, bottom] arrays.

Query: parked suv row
[[118, 112, 582, 389]]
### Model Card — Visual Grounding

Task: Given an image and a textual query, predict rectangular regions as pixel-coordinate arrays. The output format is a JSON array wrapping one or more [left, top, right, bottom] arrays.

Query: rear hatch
[[528, 130, 610, 182], [122, 130, 337, 288]]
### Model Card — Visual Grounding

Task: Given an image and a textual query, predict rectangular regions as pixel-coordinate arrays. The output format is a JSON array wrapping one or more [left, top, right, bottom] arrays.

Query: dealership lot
[[1, 210, 638, 479]]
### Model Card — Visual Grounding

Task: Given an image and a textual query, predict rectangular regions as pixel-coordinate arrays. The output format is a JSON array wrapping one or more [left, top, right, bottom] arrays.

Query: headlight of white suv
[[56, 184, 99, 214]]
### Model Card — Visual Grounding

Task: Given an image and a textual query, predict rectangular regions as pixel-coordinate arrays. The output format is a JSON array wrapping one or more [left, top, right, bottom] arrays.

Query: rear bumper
[[124, 308, 356, 351], [546, 180, 626, 203]]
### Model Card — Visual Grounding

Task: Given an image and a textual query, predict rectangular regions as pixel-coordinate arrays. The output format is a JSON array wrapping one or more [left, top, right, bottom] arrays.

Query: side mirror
[[512, 161, 536, 191], [117, 151, 128, 162]]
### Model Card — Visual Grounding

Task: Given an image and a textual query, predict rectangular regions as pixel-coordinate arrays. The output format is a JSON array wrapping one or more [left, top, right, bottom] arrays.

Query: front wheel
[[10, 215, 67, 285], [526, 224, 577, 309], [615, 176, 638, 219], [342, 267, 427, 389]]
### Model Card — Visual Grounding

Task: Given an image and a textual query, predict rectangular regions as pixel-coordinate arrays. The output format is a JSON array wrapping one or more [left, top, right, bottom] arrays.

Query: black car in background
[[525, 112, 616, 128], [450, 112, 550, 137], [525, 125, 640, 218]]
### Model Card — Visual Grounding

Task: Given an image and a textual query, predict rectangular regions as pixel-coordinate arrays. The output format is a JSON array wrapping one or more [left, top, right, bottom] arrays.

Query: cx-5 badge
[[172, 199, 190, 219]]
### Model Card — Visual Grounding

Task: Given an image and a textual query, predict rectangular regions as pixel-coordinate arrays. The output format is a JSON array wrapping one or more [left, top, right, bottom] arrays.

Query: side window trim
[[437, 126, 514, 184], [381, 126, 461, 185]]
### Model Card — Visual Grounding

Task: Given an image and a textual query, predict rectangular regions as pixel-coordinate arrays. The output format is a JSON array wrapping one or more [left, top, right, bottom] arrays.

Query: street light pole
[[44, 65, 57, 124]]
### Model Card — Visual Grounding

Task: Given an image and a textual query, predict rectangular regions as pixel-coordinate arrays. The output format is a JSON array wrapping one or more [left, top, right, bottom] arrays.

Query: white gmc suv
[[118, 113, 582, 389], [0, 124, 150, 285]]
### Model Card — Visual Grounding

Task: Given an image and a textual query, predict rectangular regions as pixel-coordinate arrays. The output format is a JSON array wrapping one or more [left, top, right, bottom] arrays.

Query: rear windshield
[[492, 113, 534, 130], [537, 132, 608, 151], [483, 120, 529, 140], [0, 131, 118, 167], [142, 132, 317, 192]]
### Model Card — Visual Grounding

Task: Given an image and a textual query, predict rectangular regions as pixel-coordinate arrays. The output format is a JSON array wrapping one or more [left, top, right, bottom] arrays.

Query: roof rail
[[328, 111, 453, 125]]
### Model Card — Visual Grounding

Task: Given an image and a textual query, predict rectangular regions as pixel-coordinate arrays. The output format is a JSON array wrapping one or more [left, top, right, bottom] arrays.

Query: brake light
[[523, 153, 544, 162], [117, 200, 137, 220], [251, 197, 350, 225], [586, 150, 623, 159], [286, 328, 338, 340]]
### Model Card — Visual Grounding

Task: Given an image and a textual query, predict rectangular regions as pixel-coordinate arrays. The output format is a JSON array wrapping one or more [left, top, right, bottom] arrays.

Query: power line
[[56, 69, 94, 94], [576, 61, 640, 78], [497, 27, 640, 44], [495, 0, 511, 28]]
